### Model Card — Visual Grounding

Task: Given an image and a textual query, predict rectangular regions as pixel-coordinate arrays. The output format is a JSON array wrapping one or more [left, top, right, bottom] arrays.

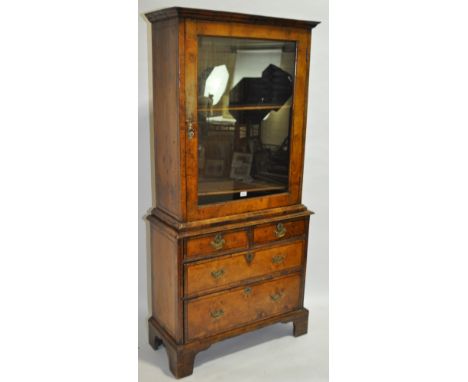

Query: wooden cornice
[[145, 7, 320, 30]]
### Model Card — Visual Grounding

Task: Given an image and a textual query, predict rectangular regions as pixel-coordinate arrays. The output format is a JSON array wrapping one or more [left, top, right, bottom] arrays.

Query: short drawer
[[253, 219, 306, 244], [185, 240, 304, 296], [186, 229, 248, 258], [186, 273, 301, 341]]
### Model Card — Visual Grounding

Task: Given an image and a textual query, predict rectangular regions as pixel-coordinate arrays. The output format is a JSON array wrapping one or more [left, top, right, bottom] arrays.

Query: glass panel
[[197, 36, 296, 206]]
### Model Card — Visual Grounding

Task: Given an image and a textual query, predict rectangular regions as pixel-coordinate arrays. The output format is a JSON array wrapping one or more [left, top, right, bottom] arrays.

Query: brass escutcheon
[[244, 252, 255, 264], [244, 287, 252, 295], [210, 233, 225, 250], [187, 119, 195, 140], [274, 223, 287, 238]]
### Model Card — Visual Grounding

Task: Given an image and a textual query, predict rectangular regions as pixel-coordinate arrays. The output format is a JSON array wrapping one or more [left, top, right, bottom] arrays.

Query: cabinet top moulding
[[145, 7, 321, 29]]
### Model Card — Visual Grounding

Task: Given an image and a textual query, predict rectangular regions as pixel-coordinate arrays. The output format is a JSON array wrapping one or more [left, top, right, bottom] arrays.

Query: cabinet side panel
[[152, 18, 182, 219], [151, 225, 179, 340]]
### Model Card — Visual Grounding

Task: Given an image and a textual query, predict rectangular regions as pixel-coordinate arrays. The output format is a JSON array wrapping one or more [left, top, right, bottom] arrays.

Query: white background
[[1, 1, 468, 382]]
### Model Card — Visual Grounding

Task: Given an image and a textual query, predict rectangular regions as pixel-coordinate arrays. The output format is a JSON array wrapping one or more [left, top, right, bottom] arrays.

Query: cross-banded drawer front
[[186, 229, 248, 258], [185, 240, 304, 296], [186, 273, 301, 341], [253, 219, 306, 245]]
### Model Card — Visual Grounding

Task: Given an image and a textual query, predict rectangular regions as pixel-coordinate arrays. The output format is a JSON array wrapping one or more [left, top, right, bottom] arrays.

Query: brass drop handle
[[272, 255, 285, 264], [274, 223, 287, 238], [211, 269, 225, 280], [187, 118, 195, 140], [270, 292, 283, 302], [210, 233, 225, 250], [210, 309, 224, 319]]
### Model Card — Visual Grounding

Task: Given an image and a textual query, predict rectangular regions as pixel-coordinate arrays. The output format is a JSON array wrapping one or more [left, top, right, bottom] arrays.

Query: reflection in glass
[[197, 36, 296, 206], [204, 65, 229, 105]]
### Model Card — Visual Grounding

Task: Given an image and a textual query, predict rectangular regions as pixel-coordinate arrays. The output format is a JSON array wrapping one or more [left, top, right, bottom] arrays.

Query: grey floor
[[138, 295, 328, 382]]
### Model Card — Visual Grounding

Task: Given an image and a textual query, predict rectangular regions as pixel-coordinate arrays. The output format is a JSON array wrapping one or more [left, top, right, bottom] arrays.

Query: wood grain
[[198, 104, 291, 112], [198, 179, 285, 197], [253, 219, 306, 244], [148, 307, 309, 378], [145, 7, 320, 30], [152, 18, 183, 220], [184, 19, 310, 221], [186, 273, 301, 340], [151, 204, 312, 233], [185, 240, 304, 296], [186, 229, 248, 258], [145, 7, 318, 378], [150, 225, 181, 341]]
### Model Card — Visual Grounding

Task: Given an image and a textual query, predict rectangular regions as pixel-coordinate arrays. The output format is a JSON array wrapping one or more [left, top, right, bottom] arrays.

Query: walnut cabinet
[[145, 7, 320, 378]]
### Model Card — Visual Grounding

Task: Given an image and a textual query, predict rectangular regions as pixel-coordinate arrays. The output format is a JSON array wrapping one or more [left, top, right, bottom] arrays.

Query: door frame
[[184, 19, 311, 221]]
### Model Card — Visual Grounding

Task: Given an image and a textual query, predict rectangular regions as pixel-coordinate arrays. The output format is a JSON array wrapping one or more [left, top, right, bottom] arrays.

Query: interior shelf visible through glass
[[197, 36, 296, 206]]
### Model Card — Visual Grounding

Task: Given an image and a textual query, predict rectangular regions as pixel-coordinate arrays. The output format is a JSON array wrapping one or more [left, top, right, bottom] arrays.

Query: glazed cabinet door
[[184, 19, 311, 220]]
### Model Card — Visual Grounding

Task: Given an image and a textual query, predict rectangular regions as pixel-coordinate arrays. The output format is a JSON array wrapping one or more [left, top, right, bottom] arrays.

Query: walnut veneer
[[145, 7, 319, 378]]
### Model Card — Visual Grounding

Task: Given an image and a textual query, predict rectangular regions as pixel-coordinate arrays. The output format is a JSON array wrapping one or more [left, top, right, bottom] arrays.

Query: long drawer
[[186, 273, 301, 341], [185, 240, 304, 296]]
